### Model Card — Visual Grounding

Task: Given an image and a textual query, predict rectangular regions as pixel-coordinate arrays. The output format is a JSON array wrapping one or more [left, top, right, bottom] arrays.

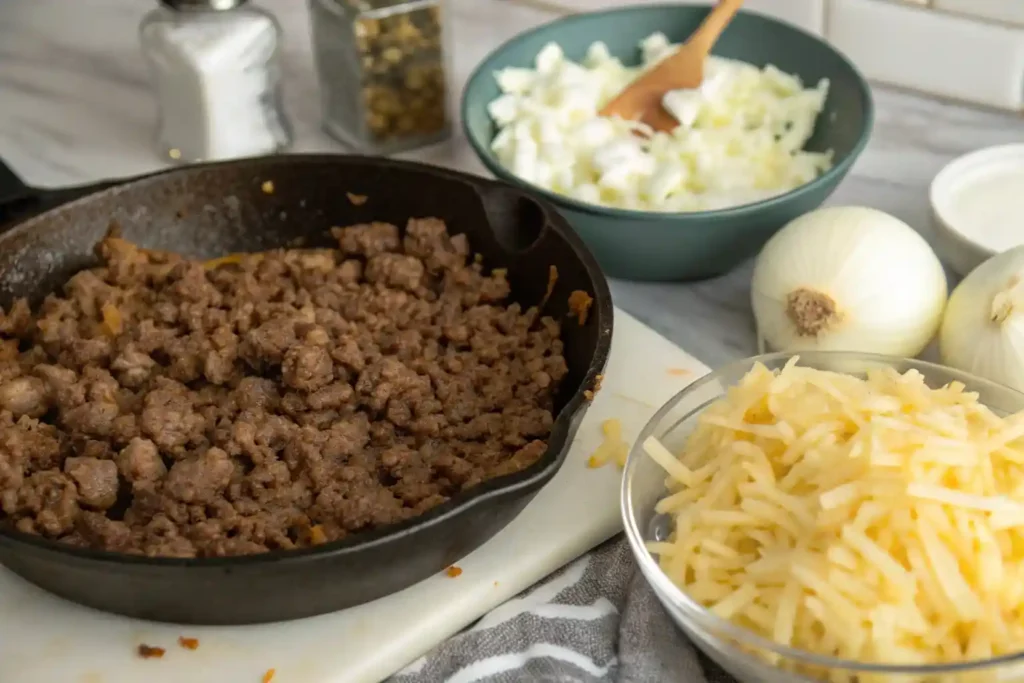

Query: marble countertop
[[1, 0, 1023, 368]]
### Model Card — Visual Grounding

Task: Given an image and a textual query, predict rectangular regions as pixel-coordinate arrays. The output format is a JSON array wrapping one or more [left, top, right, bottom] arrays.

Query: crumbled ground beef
[[0, 218, 567, 558]]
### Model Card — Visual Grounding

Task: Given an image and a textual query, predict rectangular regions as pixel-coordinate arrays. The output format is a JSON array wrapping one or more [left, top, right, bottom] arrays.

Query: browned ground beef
[[0, 218, 567, 558]]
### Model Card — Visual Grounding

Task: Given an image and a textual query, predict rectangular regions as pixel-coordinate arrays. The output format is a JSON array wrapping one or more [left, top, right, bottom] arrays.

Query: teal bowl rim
[[461, 2, 875, 223]]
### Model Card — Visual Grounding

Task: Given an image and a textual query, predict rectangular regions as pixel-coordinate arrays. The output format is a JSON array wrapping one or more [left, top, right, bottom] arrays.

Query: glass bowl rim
[[620, 349, 1024, 675]]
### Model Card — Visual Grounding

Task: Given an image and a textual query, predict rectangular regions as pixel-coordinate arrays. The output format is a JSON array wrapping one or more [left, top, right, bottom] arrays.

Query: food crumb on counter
[[178, 636, 199, 650], [445, 565, 463, 578], [567, 290, 593, 325], [667, 367, 691, 376], [137, 644, 166, 659], [493, 581, 499, 587], [587, 418, 628, 469], [261, 180, 275, 194], [346, 192, 368, 206], [168, 148, 181, 160], [262, 669, 276, 683]]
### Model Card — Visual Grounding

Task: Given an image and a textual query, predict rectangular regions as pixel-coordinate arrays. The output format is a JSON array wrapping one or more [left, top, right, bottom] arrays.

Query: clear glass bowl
[[621, 351, 1024, 683]]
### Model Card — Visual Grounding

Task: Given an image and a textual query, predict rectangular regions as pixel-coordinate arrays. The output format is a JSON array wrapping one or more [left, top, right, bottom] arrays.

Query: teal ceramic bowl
[[461, 4, 874, 282]]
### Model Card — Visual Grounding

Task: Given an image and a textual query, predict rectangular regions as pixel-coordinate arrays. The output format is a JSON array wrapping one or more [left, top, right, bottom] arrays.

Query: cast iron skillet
[[0, 155, 613, 625]]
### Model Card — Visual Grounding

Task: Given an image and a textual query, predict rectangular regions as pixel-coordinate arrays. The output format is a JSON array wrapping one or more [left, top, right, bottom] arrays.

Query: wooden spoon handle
[[641, 105, 680, 135], [686, 0, 744, 55]]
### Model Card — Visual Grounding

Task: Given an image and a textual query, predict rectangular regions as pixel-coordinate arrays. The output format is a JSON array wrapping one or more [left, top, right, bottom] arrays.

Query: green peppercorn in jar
[[308, 0, 452, 154]]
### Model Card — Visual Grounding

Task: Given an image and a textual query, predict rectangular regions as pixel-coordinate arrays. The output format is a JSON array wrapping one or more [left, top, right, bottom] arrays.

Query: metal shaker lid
[[160, 0, 251, 10]]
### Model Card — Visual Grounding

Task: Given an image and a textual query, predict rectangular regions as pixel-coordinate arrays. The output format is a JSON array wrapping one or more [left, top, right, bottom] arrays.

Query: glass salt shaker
[[308, 0, 452, 155], [139, 0, 293, 163]]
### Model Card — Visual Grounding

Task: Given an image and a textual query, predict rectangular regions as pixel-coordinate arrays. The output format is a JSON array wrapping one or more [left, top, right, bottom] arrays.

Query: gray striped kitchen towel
[[389, 537, 733, 683]]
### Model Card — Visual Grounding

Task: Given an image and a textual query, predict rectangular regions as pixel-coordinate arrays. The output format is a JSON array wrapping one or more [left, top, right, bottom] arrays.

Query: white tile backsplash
[[827, 0, 1024, 109], [725, 0, 825, 34], [934, 0, 1024, 27], [506, 0, 1024, 111], [521, 0, 826, 35]]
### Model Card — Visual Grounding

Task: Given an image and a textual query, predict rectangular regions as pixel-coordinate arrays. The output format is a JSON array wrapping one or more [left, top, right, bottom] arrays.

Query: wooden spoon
[[599, 0, 744, 133]]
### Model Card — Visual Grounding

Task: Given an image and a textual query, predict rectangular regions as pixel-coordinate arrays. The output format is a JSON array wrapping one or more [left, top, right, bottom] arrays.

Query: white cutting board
[[0, 307, 709, 683]]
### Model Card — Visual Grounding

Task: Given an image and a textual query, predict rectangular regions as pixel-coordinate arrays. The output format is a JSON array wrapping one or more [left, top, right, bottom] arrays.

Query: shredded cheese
[[587, 418, 629, 468], [644, 360, 1024, 679]]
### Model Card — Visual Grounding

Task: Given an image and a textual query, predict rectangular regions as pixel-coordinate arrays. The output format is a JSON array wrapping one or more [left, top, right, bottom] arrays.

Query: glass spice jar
[[140, 0, 293, 164], [308, 0, 452, 155]]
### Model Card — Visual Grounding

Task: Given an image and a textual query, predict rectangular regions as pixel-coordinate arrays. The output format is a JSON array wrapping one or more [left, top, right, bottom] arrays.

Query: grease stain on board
[[610, 392, 655, 409]]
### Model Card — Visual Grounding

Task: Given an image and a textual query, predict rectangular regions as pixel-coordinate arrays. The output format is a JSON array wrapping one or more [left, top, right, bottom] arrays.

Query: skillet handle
[[0, 159, 122, 232], [476, 182, 550, 256]]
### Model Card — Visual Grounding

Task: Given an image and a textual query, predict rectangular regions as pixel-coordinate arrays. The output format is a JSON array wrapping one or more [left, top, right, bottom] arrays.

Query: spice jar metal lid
[[344, 0, 441, 14], [160, 0, 250, 10]]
